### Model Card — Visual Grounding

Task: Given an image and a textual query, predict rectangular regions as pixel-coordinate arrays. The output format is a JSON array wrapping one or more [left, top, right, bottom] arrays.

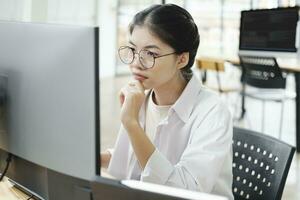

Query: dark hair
[[129, 4, 200, 80]]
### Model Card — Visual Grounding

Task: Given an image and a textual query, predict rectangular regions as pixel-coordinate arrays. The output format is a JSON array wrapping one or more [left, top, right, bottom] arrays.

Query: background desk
[[196, 56, 300, 152]]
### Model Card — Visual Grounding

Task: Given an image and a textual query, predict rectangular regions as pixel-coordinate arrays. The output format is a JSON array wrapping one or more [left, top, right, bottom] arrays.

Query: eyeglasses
[[118, 46, 177, 69]]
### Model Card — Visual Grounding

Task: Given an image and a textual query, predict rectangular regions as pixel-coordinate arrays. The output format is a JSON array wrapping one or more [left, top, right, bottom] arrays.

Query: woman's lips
[[133, 73, 147, 81]]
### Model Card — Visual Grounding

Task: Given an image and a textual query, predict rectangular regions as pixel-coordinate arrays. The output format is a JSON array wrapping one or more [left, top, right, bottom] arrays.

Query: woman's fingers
[[127, 80, 145, 93], [119, 81, 146, 126], [119, 86, 129, 106], [134, 80, 144, 91], [119, 81, 145, 106], [119, 92, 125, 106]]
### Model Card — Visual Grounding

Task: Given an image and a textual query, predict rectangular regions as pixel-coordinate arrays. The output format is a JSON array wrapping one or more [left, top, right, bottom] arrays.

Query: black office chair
[[239, 55, 296, 138], [232, 127, 295, 200]]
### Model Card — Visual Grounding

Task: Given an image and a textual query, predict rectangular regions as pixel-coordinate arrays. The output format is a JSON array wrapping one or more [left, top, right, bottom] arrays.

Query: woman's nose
[[130, 54, 144, 70]]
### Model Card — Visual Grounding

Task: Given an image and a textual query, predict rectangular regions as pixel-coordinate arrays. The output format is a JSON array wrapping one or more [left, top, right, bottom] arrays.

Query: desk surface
[[197, 55, 300, 72], [0, 178, 29, 200]]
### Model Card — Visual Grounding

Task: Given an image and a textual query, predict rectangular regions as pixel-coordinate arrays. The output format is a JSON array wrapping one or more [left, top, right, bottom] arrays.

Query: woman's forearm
[[124, 121, 155, 169]]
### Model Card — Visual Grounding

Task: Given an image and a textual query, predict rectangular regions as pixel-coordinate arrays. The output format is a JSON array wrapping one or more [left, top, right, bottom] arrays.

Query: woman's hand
[[119, 81, 145, 130], [119, 81, 155, 169], [100, 151, 112, 169]]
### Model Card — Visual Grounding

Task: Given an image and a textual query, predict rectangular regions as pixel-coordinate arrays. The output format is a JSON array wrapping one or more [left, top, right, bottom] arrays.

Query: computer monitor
[[0, 21, 100, 199], [239, 7, 300, 58], [0, 21, 228, 200]]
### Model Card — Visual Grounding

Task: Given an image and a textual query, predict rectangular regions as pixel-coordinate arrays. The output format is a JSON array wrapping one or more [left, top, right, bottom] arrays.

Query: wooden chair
[[196, 57, 241, 94], [196, 58, 242, 120]]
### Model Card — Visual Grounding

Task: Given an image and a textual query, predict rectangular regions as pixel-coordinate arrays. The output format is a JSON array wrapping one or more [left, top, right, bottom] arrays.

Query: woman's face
[[128, 25, 181, 90]]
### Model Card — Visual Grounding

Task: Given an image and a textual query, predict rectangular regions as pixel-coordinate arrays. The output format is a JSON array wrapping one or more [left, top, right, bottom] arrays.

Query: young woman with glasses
[[101, 4, 233, 199]]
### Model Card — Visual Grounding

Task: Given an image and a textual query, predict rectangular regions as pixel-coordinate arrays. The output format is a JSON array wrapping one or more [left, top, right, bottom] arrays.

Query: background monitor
[[0, 21, 100, 199], [239, 7, 299, 57]]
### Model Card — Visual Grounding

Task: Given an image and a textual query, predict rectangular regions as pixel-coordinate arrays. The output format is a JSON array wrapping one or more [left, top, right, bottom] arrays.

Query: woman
[[101, 4, 233, 199]]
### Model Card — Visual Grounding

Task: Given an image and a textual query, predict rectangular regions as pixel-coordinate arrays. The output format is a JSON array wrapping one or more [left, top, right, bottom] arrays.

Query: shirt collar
[[171, 75, 202, 123]]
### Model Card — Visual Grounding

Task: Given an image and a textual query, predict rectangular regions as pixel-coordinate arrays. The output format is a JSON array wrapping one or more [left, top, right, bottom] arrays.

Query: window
[[223, 0, 251, 54], [186, 0, 222, 56]]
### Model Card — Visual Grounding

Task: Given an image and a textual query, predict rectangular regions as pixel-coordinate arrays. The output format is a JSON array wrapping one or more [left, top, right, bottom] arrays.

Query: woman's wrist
[[123, 119, 140, 134]]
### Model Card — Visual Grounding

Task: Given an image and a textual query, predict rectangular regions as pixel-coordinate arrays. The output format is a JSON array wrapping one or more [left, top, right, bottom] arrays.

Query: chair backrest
[[232, 127, 295, 200], [239, 55, 286, 89], [197, 58, 225, 93]]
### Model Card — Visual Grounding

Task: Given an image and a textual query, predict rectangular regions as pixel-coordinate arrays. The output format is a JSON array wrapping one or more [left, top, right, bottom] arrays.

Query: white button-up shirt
[[107, 75, 234, 200]]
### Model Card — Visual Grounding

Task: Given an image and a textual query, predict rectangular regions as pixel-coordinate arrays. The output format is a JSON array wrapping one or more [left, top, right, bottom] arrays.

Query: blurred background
[[1, 1, 299, 199]]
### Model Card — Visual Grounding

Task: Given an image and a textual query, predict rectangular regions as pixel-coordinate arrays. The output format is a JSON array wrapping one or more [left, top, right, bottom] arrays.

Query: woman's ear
[[176, 52, 189, 69]]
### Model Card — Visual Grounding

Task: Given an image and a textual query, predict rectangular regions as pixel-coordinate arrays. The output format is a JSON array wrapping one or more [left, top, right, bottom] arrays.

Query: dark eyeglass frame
[[118, 46, 177, 69]]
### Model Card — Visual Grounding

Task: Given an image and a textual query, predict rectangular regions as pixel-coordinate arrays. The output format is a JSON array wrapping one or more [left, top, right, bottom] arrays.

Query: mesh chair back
[[239, 56, 286, 89], [232, 127, 295, 200]]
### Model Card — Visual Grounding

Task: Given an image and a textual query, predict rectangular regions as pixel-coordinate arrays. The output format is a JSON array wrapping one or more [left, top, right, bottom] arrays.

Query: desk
[[0, 178, 30, 200], [197, 56, 300, 152]]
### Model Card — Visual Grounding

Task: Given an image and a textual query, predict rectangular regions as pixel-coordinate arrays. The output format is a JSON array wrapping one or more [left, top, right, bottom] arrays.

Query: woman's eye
[[146, 51, 158, 57], [129, 47, 136, 53]]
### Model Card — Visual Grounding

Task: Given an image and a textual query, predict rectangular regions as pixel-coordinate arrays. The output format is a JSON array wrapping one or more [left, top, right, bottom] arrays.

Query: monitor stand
[[47, 169, 91, 200]]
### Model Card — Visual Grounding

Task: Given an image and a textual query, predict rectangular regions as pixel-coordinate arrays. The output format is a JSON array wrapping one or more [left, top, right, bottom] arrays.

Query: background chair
[[196, 58, 242, 119], [196, 57, 241, 94], [239, 55, 296, 138], [232, 127, 295, 200]]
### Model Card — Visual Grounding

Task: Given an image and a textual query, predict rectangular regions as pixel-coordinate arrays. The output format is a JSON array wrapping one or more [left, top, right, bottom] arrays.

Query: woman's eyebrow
[[144, 45, 161, 50], [128, 40, 161, 50], [129, 40, 136, 46]]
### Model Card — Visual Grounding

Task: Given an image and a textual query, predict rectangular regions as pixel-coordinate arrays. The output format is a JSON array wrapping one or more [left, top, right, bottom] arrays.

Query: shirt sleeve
[[140, 102, 233, 193]]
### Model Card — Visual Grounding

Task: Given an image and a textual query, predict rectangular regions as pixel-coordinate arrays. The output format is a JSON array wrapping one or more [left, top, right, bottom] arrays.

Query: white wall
[[97, 0, 118, 77], [47, 0, 96, 25], [0, 0, 31, 21]]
